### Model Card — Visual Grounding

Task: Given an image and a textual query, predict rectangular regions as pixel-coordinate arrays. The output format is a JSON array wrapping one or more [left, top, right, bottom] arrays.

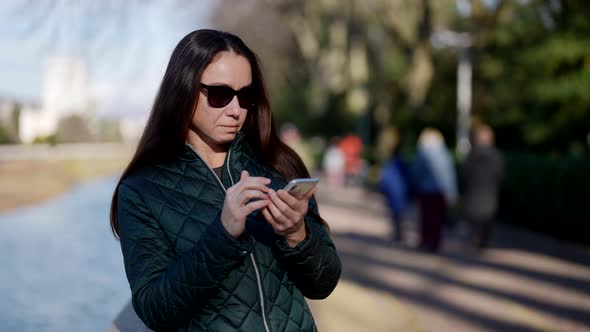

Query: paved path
[[311, 182, 590, 332]]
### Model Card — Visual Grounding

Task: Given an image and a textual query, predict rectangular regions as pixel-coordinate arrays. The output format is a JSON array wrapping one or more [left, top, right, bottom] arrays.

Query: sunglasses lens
[[206, 86, 234, 108], [201, 84, 256, 109], [237, 88, 256, 109]]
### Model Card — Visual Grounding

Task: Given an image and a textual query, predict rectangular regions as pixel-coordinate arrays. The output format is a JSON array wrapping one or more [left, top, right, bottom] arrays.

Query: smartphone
[[283, 178, 319, 199]]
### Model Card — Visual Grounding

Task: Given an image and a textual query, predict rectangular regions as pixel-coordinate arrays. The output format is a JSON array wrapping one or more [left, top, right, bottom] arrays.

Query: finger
[[268, 189, 288, 208], [303, 187, 317, 201], [262, 208, 286, 234], [240, 176, 271, 191], [244, 198, 269, 214], [267, 190, 294, 222], [276, 189, 300, 208], [266, 199, 284, 222], [232, 171, 250, 193], [261, 207, 275, 224], [277, 186, 316, 207], [236, 171, 251, 188], [238, 189, 270, 206], [240, 170, 249, 181]]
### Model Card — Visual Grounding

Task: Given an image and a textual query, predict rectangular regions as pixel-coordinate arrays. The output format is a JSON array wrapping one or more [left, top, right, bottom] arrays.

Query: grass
[[0, 158, 127, 212]]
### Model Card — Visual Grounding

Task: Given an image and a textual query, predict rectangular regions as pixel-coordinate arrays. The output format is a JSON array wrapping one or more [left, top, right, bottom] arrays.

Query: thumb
[[240, 170, 249, 181], [303, 187, 317, 200]]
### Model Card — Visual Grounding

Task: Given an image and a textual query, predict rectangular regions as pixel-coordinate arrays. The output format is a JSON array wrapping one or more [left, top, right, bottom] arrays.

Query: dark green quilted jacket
[[117, 132, 341, 332]]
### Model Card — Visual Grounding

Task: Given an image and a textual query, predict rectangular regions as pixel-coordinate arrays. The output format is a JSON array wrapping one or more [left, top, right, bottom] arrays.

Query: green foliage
[[211, 0, 589, 155], [32, 134, 58, 146], [0, 125, 11, 144], [467, 0, 590, 151], [11, 104, 20, 137], [0, 103, 21, 144], [274, 88, 358, 139]]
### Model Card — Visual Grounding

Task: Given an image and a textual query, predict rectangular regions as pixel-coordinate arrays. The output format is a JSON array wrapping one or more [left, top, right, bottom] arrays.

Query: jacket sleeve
[[274, 196, 342, 300], [117, 182, 253, 331]]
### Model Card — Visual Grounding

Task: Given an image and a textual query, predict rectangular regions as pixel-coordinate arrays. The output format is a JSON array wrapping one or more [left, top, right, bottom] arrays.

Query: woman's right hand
[[220, 170, 270, 238]]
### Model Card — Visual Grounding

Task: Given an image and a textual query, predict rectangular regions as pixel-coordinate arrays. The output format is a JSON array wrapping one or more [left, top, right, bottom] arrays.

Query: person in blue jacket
[[379, 142, 411, 242]]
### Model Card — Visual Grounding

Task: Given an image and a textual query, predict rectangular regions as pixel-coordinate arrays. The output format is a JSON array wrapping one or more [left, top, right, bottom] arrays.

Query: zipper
[[185, 143, 226, 190], [185, 141, 271, 332], [225, 147, 271, 332], [250, 254, 271, 332], [226, 148, 235, 185]]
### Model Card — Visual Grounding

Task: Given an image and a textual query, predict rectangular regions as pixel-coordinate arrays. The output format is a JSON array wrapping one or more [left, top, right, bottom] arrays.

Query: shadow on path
[[336, 231, 590, 330]]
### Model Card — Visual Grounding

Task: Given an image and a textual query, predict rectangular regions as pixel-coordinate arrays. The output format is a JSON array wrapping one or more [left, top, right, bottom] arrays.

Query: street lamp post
[[431, 30, 473, 158]]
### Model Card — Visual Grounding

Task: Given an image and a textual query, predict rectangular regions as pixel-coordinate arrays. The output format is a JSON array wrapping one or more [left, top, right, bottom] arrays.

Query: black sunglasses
[[199, 83, 256, 109]]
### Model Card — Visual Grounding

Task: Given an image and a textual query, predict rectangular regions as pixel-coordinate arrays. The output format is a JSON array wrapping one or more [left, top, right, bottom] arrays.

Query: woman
[[110, 29, 341, 332]]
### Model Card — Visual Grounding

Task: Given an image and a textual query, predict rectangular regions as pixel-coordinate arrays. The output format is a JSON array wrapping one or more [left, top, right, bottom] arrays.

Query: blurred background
[[0, 0, 589, 331]]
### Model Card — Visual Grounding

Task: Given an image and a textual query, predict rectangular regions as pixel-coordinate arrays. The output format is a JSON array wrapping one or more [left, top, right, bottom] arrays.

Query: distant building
[[0, 98, 41, 143], [19, 57, 92, 143], [19, 104, 52, 143]]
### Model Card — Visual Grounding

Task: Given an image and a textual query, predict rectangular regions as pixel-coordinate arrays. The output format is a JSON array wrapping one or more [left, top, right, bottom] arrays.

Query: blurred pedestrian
[[379, 141, 411, 242], [411, 128, 457, 252], [323, 136, 345, 187], [280, 122, 315, 170], [110, 29, 341, 332], [460, 124, 504, 249], [339, 134, 364, 185]]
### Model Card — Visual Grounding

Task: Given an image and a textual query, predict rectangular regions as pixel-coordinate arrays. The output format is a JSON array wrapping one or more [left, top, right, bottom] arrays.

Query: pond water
[[0, 176, 130, 332]]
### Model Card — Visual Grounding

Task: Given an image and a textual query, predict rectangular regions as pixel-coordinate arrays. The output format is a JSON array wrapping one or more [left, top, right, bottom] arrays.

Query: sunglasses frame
[[199, 83, 256, 109]]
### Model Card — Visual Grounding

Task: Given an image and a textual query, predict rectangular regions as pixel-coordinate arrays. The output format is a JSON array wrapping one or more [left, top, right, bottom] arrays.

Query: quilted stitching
[[118, 135, 336, 331]]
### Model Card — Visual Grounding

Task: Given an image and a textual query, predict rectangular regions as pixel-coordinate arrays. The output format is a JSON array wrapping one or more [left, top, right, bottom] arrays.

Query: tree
[[0, 126, 10, 144], [56, 114, 93, 143], [0, 103, 21, 144], [11, 103, 20, 141], [211, 0, 590, 154], [455, 0, 590, 152], [212, 0, 456, 157]]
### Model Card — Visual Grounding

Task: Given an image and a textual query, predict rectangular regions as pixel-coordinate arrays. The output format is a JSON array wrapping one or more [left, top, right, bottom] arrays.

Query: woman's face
[[191, 51, 252, 151]]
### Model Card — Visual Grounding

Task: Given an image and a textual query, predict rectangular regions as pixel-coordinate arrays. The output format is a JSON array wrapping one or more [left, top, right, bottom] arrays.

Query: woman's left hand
[[262, 187, 316, 247]]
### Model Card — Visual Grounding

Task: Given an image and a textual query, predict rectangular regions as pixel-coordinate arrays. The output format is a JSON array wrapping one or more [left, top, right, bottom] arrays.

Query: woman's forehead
[[201, 52, 252, 89]]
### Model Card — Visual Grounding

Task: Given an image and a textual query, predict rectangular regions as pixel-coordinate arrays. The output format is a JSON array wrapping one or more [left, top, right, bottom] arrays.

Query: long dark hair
[[110, 29, 319, 238]]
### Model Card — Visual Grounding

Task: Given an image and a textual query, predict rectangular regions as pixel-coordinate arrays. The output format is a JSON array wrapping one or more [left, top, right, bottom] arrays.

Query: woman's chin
[[217, 132, 237, 142]]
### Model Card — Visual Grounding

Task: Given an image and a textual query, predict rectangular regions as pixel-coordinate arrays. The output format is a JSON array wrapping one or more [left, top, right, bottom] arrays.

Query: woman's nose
[[225, 96, 244, 117]]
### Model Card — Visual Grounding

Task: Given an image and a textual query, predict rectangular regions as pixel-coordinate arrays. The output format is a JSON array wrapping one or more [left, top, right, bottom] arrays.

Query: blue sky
[[0, 0, 213, 117]]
